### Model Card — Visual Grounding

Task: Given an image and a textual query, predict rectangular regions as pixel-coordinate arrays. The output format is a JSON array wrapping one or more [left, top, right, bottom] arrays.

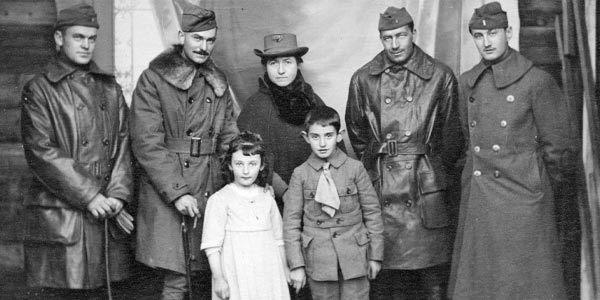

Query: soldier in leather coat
[[345, 6, 463, 300]]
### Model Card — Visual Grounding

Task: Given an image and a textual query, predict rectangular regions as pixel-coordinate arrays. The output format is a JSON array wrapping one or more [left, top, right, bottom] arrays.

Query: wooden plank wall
[[0, 0, 56, 243]]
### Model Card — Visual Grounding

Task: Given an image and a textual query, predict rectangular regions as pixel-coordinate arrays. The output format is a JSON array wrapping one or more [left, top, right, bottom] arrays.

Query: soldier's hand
[[174, 194, 200, 218], [87, 194, 112, 219], [114, 210, 134, 234], [107, 197, 125, 217]]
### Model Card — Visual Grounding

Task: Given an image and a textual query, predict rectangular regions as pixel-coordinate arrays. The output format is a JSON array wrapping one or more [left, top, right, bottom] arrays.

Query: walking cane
[[181, 215, 194, 300], [104, 218, 113, 300]]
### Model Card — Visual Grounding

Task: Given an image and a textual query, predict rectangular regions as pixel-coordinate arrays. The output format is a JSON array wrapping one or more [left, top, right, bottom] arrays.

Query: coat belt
[[376, 141, 429, 156], [165, 136, 215, 155]]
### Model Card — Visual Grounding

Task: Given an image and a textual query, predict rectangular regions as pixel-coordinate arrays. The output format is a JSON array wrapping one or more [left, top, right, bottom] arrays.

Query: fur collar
[[149, 45, 228, 96]]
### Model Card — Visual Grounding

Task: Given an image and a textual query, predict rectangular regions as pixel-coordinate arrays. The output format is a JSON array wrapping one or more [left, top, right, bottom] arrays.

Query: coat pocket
[[24, 206, 82, 245], [417, 171, 449, 229], [339, 184, 359, 213]]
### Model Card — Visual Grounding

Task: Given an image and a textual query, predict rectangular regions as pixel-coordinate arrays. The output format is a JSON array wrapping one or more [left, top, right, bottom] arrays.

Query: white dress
[[201, 183, 290, 300]]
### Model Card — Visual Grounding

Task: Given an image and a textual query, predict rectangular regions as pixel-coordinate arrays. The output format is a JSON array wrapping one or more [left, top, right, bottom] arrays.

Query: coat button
[[405, 163, 412, 169], [474, 146, 480, 152], [103, 138, 109, 146], [186, 129, 193, 136], [385, 133, 393, 140], [346, 188, 352, 194], [336, 218, 342, 224], [506, 95, 515, 102], [384, 201, 390, 207], [494, 170, 501, 178], [206, 97, 212, 103], [104, 175, 110, 182], [332, 232, 338, 238], [404, 130, 412, 136], [386, 165, 393, 171], [204, 191, 210, 197], [473, 170, 482, 176], [100, 103, 106, 110], [406, 200, 413, 207], [316, 220, 322, 225], [385, 68, 390, 73], [77, 104, 85, 110], [384, 97, 392, 104], [492, 144, 500, 152], [500, 120, 507, 127], [188, 97, 195, 104], [310, 192, 315, 198], [469, 96, 475, 103], [82, 140, 89, 146], [184, 160, 190, 168], [405, 96, 413, 102], [470, 120, 477, 127]]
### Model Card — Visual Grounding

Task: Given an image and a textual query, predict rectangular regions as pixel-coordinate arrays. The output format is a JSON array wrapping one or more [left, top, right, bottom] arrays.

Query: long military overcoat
[[345, 46, 463, 269], [130, 45, 238, 273], [21, 56, 133, 288], [450, 49, 575, 300]]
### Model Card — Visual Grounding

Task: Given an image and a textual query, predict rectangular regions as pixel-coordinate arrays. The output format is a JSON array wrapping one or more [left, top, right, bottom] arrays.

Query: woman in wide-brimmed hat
[[237, 33, 324, 208]]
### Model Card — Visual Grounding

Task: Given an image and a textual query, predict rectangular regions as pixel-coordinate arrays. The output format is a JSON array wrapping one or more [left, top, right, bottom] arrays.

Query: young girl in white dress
[[201, 131, 291, 300]]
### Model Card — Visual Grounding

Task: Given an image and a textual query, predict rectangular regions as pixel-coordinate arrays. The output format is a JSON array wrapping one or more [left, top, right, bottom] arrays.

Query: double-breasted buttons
[[506, 95, 515, 102], [186, 129, 193, 136], [77, 104, 84, 110], [188, 97, 195, 104], [102, 138, 109, 146], [469, 96, 475, 103], [205, 97, 212, 103], [100, 103, 106, 110], [386, 165, 393, 171], [494, 170, 501, 178], [346, 187, 352, 194], [474, 146, 480, 152], [309, 192, 315, 198], [104, 175, 110, 182], [470, 120, 477, 127], [384, 97, 392, 104], [204, 191, 211, 197], [405, 96, 413, 102], [500, 120, 507, 127], [384, 68, 390, 73], [82, 140, 89, 146], [385, 133, 394, 140], [404, 130, 412, 137], [406, 200, 413, 207], [492, 144, 500, 152], [332, 232, 339, 238], [336, 218, 344, 224], [184, 160, 190, 168], [405, 163, 412, 169], [473, 170, 482, 176], [316, 220, 323, 225]]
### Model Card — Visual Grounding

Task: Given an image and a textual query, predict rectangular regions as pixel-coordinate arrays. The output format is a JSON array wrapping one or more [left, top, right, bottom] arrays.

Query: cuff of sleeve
[[161, 181, 190, 204]]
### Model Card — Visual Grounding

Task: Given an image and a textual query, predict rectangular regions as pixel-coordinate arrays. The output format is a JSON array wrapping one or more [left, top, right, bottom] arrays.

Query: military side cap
[[378, 7, 413, 31], [254, 33, 309, 58], [469, 1, 508, 31], [55, 4, 99, 29], [181, 6, 216, 32]]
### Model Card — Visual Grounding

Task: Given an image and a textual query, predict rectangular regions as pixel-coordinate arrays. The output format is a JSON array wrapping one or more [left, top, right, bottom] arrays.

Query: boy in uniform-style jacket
[[284, 106, 384, 300]]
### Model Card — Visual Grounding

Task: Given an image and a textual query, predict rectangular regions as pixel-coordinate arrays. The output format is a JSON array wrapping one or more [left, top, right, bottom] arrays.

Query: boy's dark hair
[[261, 55, 304, 66], [222, 131, 269, 187], [303, 105, 341, 132]]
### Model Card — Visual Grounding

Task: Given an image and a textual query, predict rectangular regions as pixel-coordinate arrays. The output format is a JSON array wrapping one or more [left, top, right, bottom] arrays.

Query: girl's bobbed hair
[[222, 131, 269, 187]]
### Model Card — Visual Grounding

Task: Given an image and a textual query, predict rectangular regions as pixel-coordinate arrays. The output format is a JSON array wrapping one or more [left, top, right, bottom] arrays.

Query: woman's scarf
[[264, 70, 318, 125]]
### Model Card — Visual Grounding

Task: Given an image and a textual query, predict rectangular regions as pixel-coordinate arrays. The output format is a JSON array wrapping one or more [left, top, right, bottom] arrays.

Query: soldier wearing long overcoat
[[449, 3, 576, 300], [129, 6, 238, 300]]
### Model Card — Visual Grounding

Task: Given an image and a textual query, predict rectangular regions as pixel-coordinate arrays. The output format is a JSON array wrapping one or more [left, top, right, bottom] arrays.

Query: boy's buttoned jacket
[[283, 149, 384, 281]]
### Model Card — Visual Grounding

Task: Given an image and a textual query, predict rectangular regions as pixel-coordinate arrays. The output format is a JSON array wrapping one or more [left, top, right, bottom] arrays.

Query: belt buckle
[[190, 137, 202, 157], [387, 140, 397, 156]]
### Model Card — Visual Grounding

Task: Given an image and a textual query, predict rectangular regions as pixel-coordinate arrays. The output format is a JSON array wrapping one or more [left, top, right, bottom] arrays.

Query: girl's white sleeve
[[201, 193, 227, 251], [269, 193, 284, 246]]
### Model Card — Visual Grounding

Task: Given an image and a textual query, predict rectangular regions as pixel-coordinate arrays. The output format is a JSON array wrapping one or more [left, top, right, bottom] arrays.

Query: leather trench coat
[[345, 46, 463, 269], [21, 57, 133, 288], [130, 46, 238, 274]]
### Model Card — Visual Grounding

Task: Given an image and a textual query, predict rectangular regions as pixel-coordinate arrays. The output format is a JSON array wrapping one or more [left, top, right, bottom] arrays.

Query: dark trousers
[[370, 264, 449, 300]]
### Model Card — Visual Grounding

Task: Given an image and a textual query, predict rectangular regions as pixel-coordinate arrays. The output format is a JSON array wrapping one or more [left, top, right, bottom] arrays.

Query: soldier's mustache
[[193, 50, 209, 56]]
